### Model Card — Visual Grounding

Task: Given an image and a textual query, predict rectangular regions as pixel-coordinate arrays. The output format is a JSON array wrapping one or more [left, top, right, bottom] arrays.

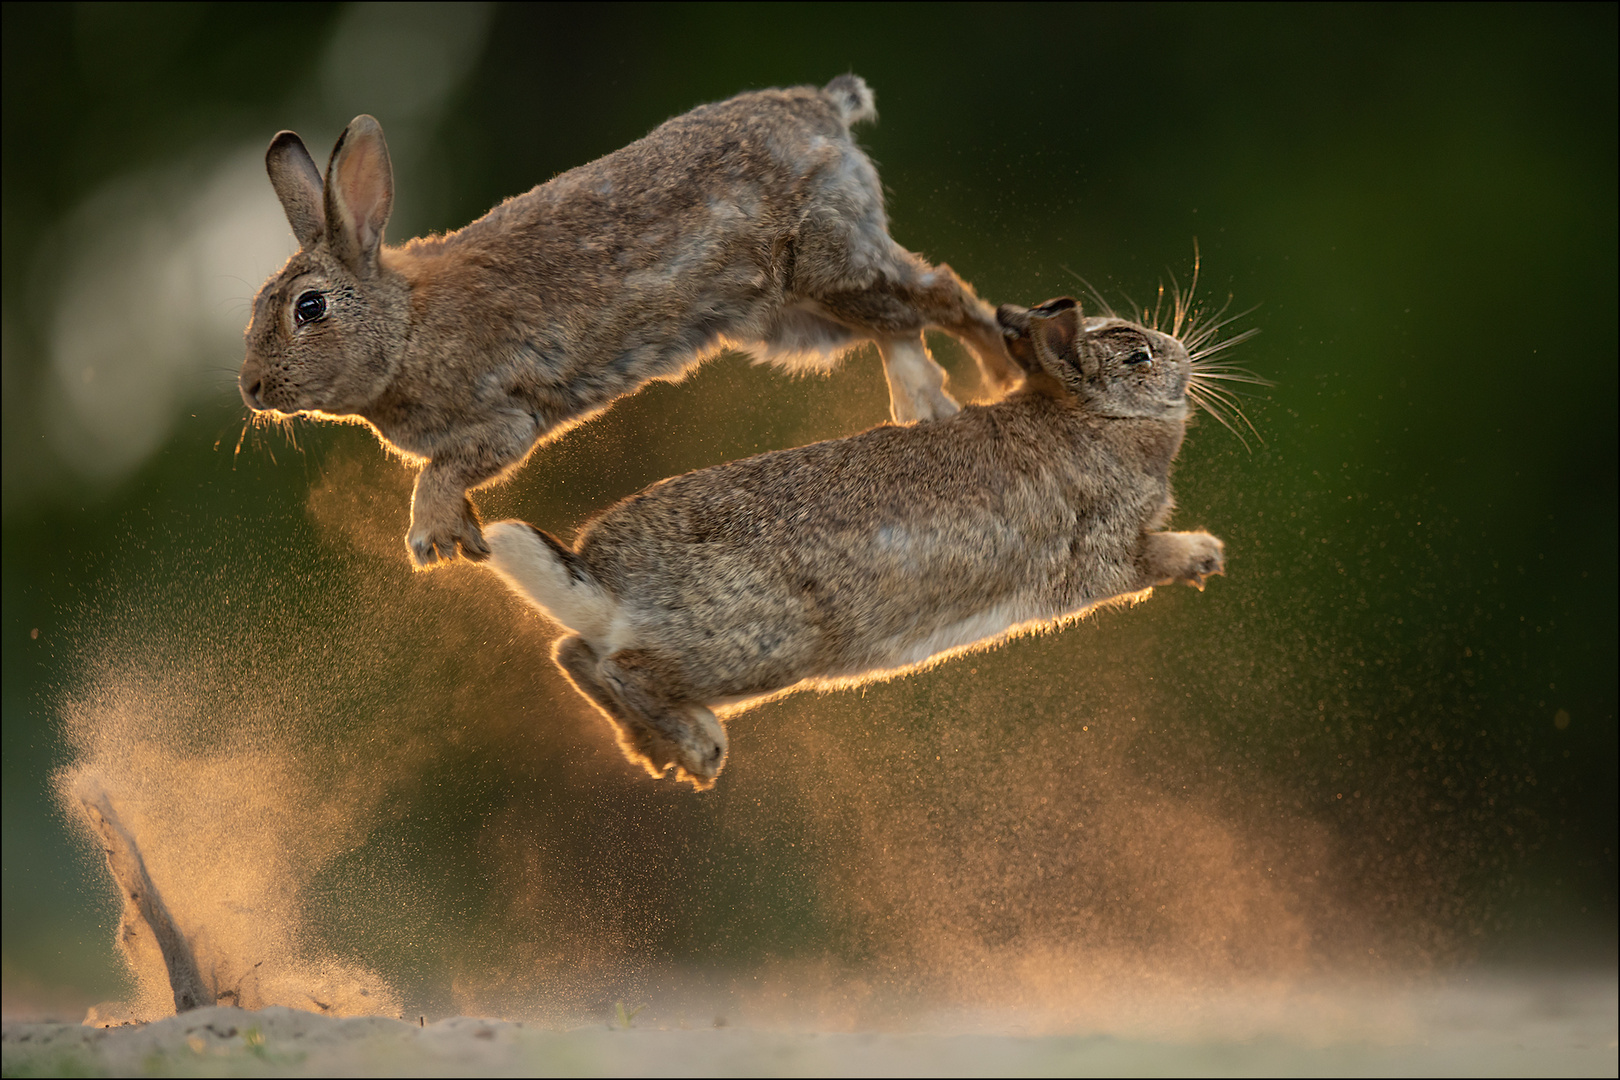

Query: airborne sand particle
[[53, 382, 1490, 1030]]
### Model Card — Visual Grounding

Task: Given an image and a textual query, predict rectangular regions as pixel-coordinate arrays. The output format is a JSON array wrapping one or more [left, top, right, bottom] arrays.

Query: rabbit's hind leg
[[880, 260, 1021, 396], [743, 301, 956, 423], [877, 335, 957, 424], [816, 257, 1020, 399], [555, 637, 728, 789], [600, 649, 727, 789], [916, 266, 1024, 396], [553, 635, 664, 779], [743, 306, 864, 376]]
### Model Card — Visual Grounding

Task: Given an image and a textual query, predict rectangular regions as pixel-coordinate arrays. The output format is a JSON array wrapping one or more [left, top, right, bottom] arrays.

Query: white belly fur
[[705, 586, 1155, 715]]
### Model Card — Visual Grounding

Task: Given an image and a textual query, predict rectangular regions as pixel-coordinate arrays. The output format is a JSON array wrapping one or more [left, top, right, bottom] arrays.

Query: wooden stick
[[77, 785, 210, 1013]]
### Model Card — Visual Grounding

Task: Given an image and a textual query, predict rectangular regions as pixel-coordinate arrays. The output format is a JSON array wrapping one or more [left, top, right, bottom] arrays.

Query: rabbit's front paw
[[671, 708, 728, 791], [1174, 532, 1225, 591], [407, 494, 489, 568]]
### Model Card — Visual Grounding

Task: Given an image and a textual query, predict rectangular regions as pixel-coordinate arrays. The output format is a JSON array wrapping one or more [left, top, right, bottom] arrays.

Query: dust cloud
[[53, 385, 1482, 1036]]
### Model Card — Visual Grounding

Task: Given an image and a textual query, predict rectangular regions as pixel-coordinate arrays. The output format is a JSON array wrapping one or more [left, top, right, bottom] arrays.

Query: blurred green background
[[3, 3, 1615, 1021]]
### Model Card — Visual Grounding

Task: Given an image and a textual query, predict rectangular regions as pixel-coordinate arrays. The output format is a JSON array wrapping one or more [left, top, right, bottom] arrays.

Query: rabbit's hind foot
[[555, 637, 727, 790], [878, 336, 960, 424]]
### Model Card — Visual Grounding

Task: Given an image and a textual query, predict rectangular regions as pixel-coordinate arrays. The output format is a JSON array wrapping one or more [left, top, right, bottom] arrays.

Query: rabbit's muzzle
[[240, 373, 266, 411], [237, 354, 283, 413], [237, 349, 267, 411]]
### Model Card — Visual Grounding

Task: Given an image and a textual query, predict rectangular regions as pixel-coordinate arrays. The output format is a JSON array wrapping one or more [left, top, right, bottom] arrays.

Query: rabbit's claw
[[671, 712, 727, 789], [1180, 534, 1225, 590], [458, 521, 491, 562], [407, 494, 487, 568]]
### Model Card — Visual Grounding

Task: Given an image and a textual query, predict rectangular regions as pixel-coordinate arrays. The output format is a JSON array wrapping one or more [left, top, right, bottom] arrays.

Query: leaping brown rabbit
[[481, 299, 1227, 790], [238, 76, 1013, 567]]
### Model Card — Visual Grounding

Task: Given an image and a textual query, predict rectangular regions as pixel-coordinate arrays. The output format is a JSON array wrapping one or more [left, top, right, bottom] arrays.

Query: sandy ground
[[3, 972, 1616, 1078]]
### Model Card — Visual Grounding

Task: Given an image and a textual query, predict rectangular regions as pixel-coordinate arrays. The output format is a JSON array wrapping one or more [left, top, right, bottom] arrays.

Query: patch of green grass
[[0, 1049, 103, 1078]]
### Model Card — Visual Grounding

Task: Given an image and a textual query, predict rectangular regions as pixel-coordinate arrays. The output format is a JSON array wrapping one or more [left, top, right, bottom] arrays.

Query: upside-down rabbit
[[483, 298, 1226, 789]]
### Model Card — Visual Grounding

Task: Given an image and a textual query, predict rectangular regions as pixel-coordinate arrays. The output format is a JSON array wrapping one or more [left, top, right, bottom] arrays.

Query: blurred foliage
[[2, 3, 1615, 1015]]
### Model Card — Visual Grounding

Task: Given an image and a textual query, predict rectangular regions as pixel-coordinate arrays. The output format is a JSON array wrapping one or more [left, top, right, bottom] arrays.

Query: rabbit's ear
[[324, 115, 394, 275], [266, 132, 325, 248], [1029, 298, 1086, 374], [996, 304, 1042, 374]]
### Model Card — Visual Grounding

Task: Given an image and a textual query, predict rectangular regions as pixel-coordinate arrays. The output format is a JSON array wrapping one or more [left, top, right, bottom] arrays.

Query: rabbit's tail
[[484, 521, 615, 640], [824, 74, 876, 127]]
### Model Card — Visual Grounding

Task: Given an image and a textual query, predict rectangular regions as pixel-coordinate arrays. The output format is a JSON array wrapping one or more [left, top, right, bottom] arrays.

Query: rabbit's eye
[[293, 291, 327, 326], [1124, 347, 1152, 365]]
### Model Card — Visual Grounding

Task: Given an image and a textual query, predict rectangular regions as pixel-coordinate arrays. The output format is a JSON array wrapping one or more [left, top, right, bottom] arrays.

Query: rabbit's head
[[998, 298, 1190, 421], [239, 116, 408, 416]]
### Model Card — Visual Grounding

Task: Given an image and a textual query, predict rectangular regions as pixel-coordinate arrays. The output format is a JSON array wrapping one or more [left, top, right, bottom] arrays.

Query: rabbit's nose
[[240, 376, 265, 411]]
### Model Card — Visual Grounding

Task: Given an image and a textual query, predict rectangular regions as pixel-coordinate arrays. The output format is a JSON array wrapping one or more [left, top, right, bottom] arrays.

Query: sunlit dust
[[45, 438, 1473, 1033]]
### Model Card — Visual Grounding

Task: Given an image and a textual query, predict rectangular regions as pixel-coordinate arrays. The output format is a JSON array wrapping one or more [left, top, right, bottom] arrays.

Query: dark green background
[[3, 3, 1615, 1017]]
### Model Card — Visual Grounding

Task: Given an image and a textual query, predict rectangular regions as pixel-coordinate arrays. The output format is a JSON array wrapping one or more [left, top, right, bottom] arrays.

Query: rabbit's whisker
[[1184, 240, 1202, 338], [1190, 343, 1259, 367], [1188, 368, 1254, 399], [1189, 369, 1271, 386], [1060, 266, 1118, 320], [1187, 317, 1259, 356], [1186, 380, 1263, 448], [1182, 302, 1249, 354], [1131, 290, 1146, 330], [1189, 384, 1251, 418], [1182, 297, 1261, 354], [1191, 354, 1265, 381], [1186, 388, 1254, 449], [1173, 276, 1263, 451], [1164, 268, 1185, 340], [1187, 379, 1242, 411]]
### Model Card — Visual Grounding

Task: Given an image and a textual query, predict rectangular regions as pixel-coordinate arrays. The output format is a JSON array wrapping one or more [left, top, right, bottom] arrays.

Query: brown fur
[[482, 299, 1225, 789], [239, 77, 1014, 567]]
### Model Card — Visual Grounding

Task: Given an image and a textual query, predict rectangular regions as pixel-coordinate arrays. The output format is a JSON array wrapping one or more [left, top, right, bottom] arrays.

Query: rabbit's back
[[389, 84, 889, 422], [577, 398, 1160, 697], [418, 85, 873, 289]]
